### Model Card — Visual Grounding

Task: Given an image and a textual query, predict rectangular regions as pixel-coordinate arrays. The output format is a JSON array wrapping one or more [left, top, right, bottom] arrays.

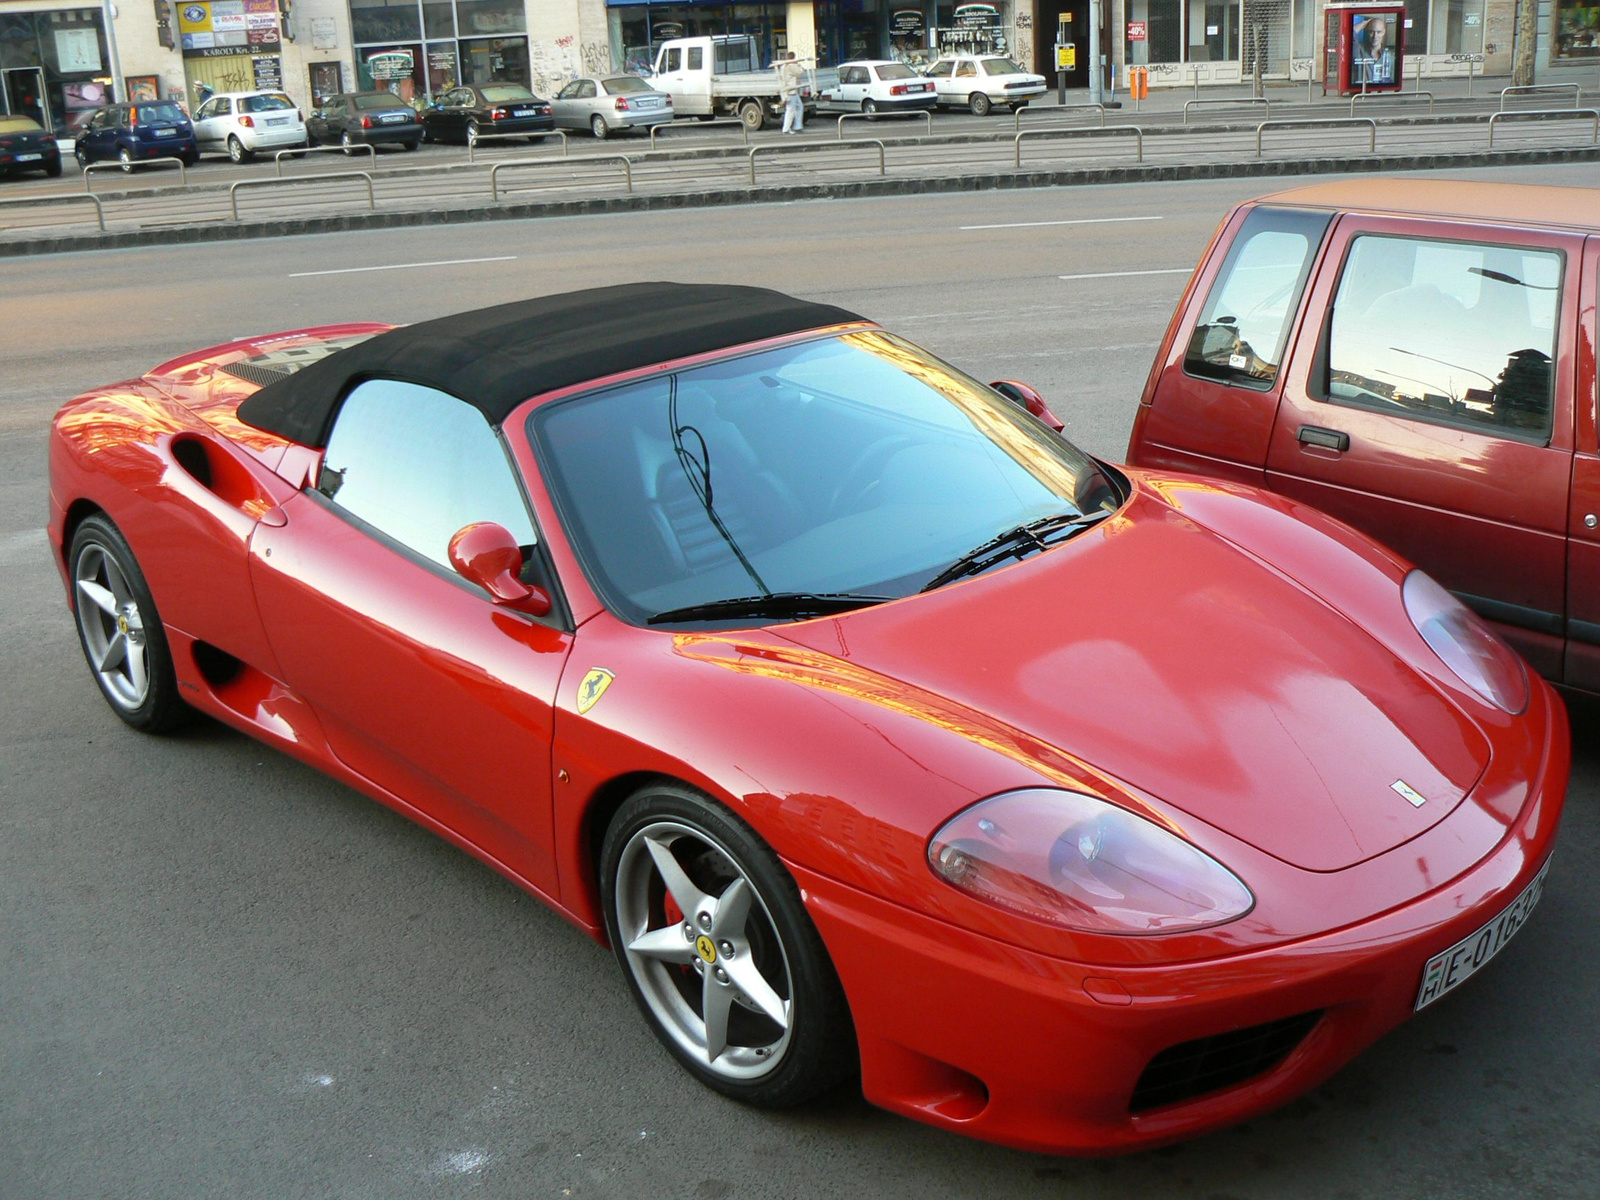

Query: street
[[3, 164, 1598, 1198]]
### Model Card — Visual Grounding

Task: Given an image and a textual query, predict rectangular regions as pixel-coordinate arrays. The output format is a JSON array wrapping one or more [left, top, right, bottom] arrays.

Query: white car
[[922, 55, 1046, 116], [822, 60, 938, 114], [192, 90, 307, 163]]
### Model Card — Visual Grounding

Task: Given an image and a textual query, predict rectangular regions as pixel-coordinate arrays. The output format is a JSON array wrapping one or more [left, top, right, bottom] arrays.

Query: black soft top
[[235, 284, 865, 448]]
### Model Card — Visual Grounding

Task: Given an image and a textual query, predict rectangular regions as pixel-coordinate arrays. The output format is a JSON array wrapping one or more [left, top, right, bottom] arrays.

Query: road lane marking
[[289, 255, 517, 278], [960, 215, 1165, 231], [1058, 267, 1192, 281]]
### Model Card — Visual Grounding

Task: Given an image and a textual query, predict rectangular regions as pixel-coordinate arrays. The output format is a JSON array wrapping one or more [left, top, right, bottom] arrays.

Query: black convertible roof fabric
[[235, 283, 866, 447]]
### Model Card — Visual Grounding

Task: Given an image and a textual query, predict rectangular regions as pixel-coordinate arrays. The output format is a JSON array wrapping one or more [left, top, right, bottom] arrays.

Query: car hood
[[775, 489, 1489, 873]]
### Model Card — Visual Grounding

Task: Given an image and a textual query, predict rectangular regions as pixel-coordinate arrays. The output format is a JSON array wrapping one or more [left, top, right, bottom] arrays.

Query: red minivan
[[1127, 179, 1600, 690]]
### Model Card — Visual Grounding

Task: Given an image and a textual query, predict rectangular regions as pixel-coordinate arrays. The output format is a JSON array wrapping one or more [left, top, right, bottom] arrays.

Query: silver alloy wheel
[[228, 134, 246, 162], [118, 146, 134, 173], [74, 542, 150, 711], [614, 820, 794, 1081]]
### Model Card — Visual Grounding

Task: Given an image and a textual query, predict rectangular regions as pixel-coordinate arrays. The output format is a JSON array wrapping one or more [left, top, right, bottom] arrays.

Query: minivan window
[[1324, 234, 1560, 440], [1184, 206, 1331, 389]]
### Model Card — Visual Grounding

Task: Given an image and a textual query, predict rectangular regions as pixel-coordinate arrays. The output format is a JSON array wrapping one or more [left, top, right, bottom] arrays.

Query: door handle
[[1297, 425, 1350, 452]]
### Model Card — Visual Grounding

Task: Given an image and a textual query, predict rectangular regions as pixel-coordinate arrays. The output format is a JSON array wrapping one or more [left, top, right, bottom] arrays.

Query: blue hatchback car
[[73, 101, 198, 171]]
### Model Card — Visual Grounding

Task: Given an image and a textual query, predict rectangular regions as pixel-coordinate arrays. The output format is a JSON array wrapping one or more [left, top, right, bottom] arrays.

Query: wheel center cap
[[694, 934, 718, 964], [117, 614, 129, 634]]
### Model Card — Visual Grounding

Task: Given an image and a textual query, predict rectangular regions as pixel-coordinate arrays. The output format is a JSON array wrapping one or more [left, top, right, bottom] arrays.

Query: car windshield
[[532, 331, 1122, 626], [0, 115, 43, 133], [480, 84, 536, 102], [604, 76, 653, 94], [354, 93, 409, 110], [981, 58, 1026, 74], [875, 64, 917, 80], [131, 103, 187, 125], [239, 93, 294, 113]]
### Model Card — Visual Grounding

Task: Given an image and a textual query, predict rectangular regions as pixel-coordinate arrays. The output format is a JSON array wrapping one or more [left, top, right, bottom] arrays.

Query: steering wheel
[[828, 436, 917, 514]]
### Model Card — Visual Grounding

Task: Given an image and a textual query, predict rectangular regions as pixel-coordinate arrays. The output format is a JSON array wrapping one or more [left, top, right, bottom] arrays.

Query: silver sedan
[[551, 75, 673, 139]]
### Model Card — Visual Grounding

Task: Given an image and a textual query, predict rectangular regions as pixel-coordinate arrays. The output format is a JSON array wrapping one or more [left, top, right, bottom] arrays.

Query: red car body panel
[[1126, 180, 1600, 691], [48, 314, 1569, 1155]]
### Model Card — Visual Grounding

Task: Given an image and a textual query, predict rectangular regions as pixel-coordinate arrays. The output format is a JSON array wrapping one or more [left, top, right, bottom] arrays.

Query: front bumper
[[796, 678, 1568, 1155]]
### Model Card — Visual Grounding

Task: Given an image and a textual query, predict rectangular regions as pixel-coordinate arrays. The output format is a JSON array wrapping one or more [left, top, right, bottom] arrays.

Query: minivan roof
[[1261, 178, 1600, 231]]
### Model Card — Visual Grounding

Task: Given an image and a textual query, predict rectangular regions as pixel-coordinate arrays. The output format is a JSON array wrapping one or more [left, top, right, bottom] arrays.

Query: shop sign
[[253, 55, 282, 90], [891, 9, 925, 36], [1127, 21, 1147, 40], [178, 0, 279, 58], [367, 50, 415, 80], [954, 4, 1000, 29]]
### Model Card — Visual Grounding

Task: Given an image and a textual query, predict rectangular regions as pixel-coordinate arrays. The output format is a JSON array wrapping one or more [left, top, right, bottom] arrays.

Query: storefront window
[[460, 36, 528, 85], [358, 43, 424, 100], [1400, 0, 1428, 54], [1, 9, 111, 133], [608, 4, 789, 76], [426, 40, 458, 90], [424, 2, 455, 38], [455, 0, 525, 38], [1128, 0, 1184, 63], [351, 0, 423, 43], [1431, 0, 1484, 54], [1554, 0, 1599, 56]]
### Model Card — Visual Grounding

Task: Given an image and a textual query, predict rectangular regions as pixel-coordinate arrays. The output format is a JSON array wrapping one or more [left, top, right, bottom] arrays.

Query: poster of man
[[1352, 12, 1397, 86]]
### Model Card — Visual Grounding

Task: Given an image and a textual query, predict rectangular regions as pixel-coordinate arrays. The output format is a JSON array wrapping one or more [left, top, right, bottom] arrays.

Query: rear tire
[[227, 134, 252, 163], [118, 146, 134, 173], [591, 114, 610, 140], [340, 130, 356, 156], [466, 118, 481, 146], [68, 514, 190, 734], [738, 100, 765, 132], [402, 137, 420, 152], [968, 92, 992, 117], [45, 158, 62, 178], [863, 99, 879, 116]]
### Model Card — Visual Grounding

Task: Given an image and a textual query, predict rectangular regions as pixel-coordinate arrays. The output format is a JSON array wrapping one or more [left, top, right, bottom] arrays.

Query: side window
[[317, 380, 537, 571], [664, 48, 681, 72], [928, 61, 953, 77], [556, 81, 580, 99], [577, 80, 597, 99], [1184, 206, 1331, 389], [955, 61, 976, 78], [687, 46, 704, 70], [1324, 235, 1561, 440], [195, 99, 218, 120], [217, 98, 233, 115]]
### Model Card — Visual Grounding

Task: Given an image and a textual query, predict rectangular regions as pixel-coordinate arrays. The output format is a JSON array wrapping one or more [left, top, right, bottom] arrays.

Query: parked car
[[551, 75, 672, 139], [192, 90, 307, 163], [821, 60, 938, 114], [922, 54, 1046, 115], [49, 283, 1565, 1155], [72, 101, 198, 170], [649, 34, 810, 131], [1126, 178, 1600, 691], [420, 83, 554, 145], [307, 92, 422, 152], [0, 114, 62, 178]]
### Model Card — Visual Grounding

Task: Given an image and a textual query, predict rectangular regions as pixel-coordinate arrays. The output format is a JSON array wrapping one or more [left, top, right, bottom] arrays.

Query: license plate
[[1415, 858, 1551, 1010], [16, 152, 41, 161], [914, 84, 930, 92], [380, 113, 407, 123], [266, 116, 289, 126], [154, 127, 177, 137], [512, 108, 536, 117]]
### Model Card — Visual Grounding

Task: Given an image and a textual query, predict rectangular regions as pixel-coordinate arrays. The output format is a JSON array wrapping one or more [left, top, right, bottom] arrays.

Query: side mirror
[[447, 521, 552, 616], [991, 380, 1065, 433]]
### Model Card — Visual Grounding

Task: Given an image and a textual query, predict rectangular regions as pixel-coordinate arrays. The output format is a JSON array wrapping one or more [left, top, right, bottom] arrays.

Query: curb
[[6, 143, 1598, 258]]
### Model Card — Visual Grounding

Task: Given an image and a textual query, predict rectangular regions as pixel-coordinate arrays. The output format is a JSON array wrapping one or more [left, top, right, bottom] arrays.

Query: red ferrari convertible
[[48, 285, 1566, 1154]]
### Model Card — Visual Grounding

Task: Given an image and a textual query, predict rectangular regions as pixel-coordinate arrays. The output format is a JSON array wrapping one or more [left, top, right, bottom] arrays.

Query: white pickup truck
[[649, 35, 824, 131]]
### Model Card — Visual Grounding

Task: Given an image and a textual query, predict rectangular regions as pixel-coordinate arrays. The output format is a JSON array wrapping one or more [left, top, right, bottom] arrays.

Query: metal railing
[[1015, 103, 1106, 131], [649, 118, 748, 150], [1183, 96, 1270, 125], [274, 143, 373, 176], [83, 156, 187, 191], [489, 154, 632, 200], [1014, 125, 1143, 167], [1351, 90, 1434, 116], [229, 172, 375, 221], [837, 109, 933, 138], [1487, 108, 1600, 148], [0, 191, 105, 231], [468, 128, 568, 162], [1256, 117, 1377, 157], [748, 139, 884, 184], [1499, 83, 1582, 111]]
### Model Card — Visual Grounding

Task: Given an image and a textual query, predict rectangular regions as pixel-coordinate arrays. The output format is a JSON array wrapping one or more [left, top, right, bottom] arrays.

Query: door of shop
[[3, 68, 50, 129], [1035, 1, 1090, 89]]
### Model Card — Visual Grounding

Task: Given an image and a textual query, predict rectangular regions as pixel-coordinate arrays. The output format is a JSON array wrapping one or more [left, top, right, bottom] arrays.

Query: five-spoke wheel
[[602, 784, 854, 1106]]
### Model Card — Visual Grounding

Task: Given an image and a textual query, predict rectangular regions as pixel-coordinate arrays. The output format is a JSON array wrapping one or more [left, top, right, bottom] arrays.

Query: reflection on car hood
[[770, 486, 1489, 873]]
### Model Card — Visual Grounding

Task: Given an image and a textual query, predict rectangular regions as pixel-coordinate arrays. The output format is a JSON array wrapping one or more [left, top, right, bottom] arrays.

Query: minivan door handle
[[1297, 425, 1350, 452]]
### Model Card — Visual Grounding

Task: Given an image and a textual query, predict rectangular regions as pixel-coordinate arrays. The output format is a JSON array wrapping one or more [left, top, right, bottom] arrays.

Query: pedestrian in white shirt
[[777, 52, 808, 133]]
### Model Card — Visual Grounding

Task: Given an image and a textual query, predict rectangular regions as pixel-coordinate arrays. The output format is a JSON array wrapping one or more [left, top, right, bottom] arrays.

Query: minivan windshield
[[532, 331, 1122, 627]]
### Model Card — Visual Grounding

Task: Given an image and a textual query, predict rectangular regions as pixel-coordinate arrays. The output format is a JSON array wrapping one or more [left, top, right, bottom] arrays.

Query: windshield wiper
[[920, 511, 1110, 593], [647, 592, 894, 625]]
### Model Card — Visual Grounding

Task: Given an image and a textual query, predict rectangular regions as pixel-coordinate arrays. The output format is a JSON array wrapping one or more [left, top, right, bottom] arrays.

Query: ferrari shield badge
[[577, 668, 615, 715]]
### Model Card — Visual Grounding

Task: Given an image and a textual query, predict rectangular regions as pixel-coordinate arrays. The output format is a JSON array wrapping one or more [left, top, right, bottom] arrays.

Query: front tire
[[600, 783, 855, 1108], [69, 514, 189, 733], [968, 92, 992, 117]]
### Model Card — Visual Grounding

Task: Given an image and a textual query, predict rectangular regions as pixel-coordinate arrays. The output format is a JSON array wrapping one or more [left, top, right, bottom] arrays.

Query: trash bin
[[1129, 68, 1149, 101]]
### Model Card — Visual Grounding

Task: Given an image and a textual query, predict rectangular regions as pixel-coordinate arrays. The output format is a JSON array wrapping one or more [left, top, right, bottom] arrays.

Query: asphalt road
[[4, 164, 1599, 1199]]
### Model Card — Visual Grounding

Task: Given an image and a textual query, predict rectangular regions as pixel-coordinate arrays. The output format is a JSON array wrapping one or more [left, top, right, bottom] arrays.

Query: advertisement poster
[[54, 28, 103, 73], [1352, 13, 1397, 85], [179, 0, 279, 57]]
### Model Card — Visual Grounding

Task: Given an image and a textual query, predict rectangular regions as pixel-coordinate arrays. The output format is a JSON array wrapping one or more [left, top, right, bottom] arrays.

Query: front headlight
[[928, 789, 1254, 935], [1402, 570, 1528, 715]]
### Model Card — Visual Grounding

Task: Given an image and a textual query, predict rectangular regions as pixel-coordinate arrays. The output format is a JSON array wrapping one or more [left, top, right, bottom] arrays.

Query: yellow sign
[[576, 668, 614, 715], [695, 934, 718, 964], [1056, 43, 1077, 71]]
